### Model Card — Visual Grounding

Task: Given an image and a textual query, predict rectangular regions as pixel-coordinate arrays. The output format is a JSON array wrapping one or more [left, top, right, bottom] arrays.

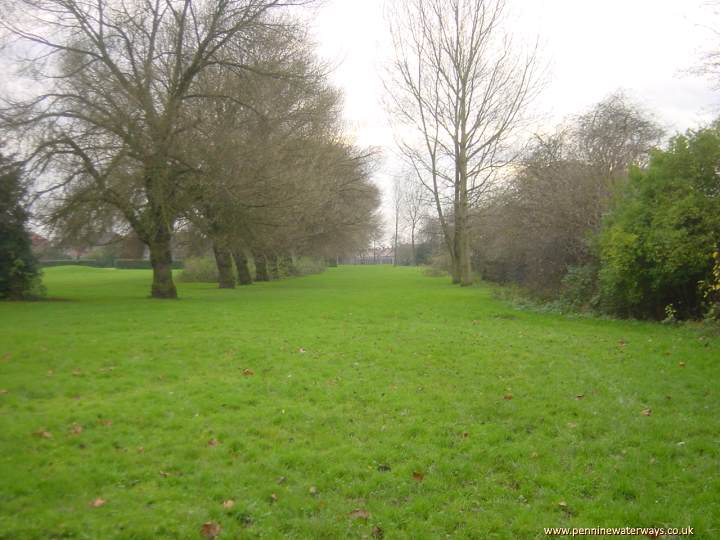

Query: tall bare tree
[[0, 0, 313, 298], [403, 173, 426, 265], [386, 0, 541, 285], [391, 174, 404, 266]]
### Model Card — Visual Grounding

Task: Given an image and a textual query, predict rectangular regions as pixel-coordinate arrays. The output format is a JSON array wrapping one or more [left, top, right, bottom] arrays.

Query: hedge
[[38, 259, 106, 268], [113, 259, 184, 269], [38, 259, 183, 269]]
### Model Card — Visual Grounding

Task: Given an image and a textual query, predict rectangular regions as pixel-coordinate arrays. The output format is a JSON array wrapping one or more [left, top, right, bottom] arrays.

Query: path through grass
[[1, 266, 718, 538]]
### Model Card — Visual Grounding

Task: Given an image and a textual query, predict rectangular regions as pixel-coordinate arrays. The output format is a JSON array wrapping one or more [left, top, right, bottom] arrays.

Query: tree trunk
[[458, 204, 472, 287], [149, 230, 177, 299], [459, 225, 472, 286], [328, 257, 338, 268], [450, 255, 461, 283], [212, 243, 235, 289], [457, 142, 472, 287], [393, 212, 399, 266], [254, 253, 270, 281], [451, 222, 462, 284], [282, 254, 299, 276], [270, 255, 281, 280], [411, 226, 416, 266], [233, 251, 253, 285]]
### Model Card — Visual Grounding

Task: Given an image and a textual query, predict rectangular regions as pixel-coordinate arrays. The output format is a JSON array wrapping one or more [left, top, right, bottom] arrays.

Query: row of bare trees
[[0, 0, 380, 298]]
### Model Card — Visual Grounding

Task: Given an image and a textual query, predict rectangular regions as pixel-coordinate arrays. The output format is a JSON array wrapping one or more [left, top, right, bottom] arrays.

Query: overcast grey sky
[[310, 0, 720, 230], [3, 0, 718, 238]]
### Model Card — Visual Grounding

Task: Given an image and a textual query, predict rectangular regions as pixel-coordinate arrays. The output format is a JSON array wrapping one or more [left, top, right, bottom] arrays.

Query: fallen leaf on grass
[[462, 431, 469, 438], [270, 493, 278, 503], [678, 362, 686, 368], [309, 486, 318, 496], [372, 525, 385, 538], [207, 438, 220, 447], [575, 394, 584, 400], [503, 393, 513, 400], [412, 471, 424, 482], [298, 348, 307, 354], [222, 499, 235, 509], [200, 522, 221, 539], [99, 419, 113, 427], [0, 389, 8, 395], [69, 424, 83, 435], [641, 408, 652, 416], [72, 369, 82, 376], [32, 430, 52, 438], [349, 509, 370, 520], [558, 501, 575, 516], [89, 498, 106, 508], [242, 368, 254, 376], [137, 447, 145, 453]]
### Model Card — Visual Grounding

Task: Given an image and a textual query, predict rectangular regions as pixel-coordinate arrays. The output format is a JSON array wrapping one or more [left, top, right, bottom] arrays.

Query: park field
[[0, 265, 718, 539]]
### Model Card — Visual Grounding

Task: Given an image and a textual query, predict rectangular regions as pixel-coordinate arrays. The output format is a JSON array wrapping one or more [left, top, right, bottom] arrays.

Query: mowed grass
[[0, 266, 718, 539]]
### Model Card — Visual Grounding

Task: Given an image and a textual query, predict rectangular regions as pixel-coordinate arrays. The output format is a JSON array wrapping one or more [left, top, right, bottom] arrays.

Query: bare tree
[[403, 174, 426, 265], [391, 174, 404, 266], [386, 0, 541, 285], [0, 0, 313, 298]]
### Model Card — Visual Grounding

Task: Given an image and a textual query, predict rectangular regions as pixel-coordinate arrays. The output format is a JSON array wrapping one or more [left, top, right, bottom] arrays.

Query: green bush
[[424, 253, 450, 277], [294, 256, 326, 276], [39, 259, 103, 268], [115, 259, 183, 270], [597, 126, 720, 319], [114, 259, 151, 269], [178, 256, 219, 282], [559, 264, 599, 311], [1, 155, 44, 300]]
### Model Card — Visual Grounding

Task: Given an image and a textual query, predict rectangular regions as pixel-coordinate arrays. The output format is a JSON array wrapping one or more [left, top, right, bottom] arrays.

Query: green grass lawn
[[1, 266, 718, 539]]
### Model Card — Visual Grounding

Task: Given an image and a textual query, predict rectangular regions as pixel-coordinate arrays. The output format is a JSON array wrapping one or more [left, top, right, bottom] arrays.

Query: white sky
[[310, 0, 720, 235]]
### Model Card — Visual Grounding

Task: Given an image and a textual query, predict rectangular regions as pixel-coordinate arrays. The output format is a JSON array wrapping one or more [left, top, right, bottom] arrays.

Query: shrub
[[424, 253, 450, 277], [597, 127, 720, 319], [699, 249, 720, 321], [179, 256, 219, 282], [559, 264, 599, 311], [294, 257, 326, 276], [1, 154, 43, 300], [39, 259, 103, 268], [115, 259, 182, 270]]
